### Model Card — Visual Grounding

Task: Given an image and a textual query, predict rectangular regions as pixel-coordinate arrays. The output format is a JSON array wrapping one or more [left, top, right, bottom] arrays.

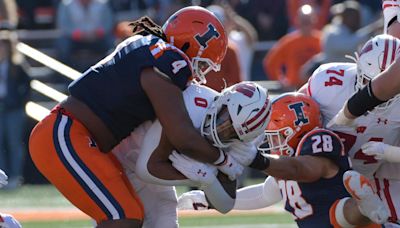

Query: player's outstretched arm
[[343, 58, 400, 118], [177, 176, 282, 212], [234, 176, 282, 210], [260, 155, 337, 183]]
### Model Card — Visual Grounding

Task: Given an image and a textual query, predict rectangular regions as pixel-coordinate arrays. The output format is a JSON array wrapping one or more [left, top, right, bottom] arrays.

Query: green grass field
[[0, 185, 295, 227]]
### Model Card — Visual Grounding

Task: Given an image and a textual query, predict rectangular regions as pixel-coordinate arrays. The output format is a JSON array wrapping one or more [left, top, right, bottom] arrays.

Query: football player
[[112, 81, 271, 227], [29, 6, 232, 228], [176, 92, 387, 227], [299, 34, 400, 226], [329, 0, 400, 127]]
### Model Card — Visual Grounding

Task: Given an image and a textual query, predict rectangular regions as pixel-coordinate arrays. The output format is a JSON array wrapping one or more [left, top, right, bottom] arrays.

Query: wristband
[[249, 152, 270, 170], [214, 149, 227, 166], [347, 81, 386, 117]]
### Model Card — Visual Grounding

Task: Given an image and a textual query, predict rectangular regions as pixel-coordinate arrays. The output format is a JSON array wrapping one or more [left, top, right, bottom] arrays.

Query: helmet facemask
[[201, 82, 271, 148], [201, 96, 239, 148], [259, 127, 295, 157], [192, 56, 221, 84]]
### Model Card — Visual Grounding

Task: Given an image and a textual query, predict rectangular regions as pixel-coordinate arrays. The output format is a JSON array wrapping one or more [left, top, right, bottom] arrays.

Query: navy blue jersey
[[279, 128, 351, 228], [68, 35, 192, 142]]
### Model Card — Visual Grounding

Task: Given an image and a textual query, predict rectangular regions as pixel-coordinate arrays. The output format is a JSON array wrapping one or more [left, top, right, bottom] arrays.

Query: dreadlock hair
[[129, 16, 167, 41]]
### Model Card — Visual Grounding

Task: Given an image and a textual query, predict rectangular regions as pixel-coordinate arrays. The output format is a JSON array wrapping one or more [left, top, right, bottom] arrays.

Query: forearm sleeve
[[347, 81, 386, 117]]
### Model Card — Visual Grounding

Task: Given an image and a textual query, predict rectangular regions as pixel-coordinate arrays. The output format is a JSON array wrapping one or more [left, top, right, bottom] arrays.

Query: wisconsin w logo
[[195, 24, 220, 49], [234, 83, 256, 98], [288, 102, 309, 126]]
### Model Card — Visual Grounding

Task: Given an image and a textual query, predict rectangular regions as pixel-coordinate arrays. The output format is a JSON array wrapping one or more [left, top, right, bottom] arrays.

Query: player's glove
[[362, 142, 400, 162], [227, 141, 258, 166], [177, 190, 209, 211], [0, 169, 8, 188], [169, 151, 218, 186], [214, 150, 244, 181], [327, 106, 356, 128], [0, 213, 22, 228]]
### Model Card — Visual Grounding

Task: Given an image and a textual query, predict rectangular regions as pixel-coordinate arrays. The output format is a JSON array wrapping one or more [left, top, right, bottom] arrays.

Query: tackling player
[[112, 81, 270, 227], [300, 34, 400, 226], [176, 92, 387, 227], [28, 6, 233, 228]]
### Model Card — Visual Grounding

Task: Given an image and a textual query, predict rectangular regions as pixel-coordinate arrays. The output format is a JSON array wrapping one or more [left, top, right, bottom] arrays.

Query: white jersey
[[110, 84, 218, 228], [112, 83, 218, 172], [308, 62, 400, 180]]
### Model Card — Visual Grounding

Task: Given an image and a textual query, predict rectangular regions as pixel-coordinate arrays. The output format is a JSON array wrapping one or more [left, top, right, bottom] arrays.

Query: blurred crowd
[[0, 0, 384, 189], [2, 0, 383, 86]]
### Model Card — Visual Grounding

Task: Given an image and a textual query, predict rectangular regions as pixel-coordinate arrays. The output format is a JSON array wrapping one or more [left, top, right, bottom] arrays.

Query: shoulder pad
[[296, 128, 351, 171], [295, 128, 345, 159], [151, 39, 192, 90], [308, 62, 356, 97]]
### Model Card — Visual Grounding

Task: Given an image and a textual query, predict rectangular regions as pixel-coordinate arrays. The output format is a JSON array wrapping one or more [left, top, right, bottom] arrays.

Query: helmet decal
[[195, 24, 220, 49], [359, 40, 373, 57], [233, 82, 256, 98], [288, 102, 309, 127], [162, 6, 228, 84]]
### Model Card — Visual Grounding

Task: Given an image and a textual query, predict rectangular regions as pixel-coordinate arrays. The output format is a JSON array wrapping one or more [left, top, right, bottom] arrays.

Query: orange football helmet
[[258, 92, 322, 156], [163, 6, 228, 84]]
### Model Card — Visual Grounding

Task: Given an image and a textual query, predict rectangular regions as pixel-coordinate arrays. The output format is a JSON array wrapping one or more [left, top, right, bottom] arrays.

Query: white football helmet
[[201, 81, 271, 148], [354, 34, 400, 110]]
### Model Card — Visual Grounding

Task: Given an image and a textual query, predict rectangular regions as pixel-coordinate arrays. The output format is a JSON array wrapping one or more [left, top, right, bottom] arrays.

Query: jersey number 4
[[324, 69, 344, 87]]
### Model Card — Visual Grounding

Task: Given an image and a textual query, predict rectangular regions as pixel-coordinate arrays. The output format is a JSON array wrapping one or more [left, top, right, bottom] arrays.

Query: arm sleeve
[[234, 176, 282, 210]]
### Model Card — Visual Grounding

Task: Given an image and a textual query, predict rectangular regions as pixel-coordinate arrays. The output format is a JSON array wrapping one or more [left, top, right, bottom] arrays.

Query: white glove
[[177, 190, 209, 210], [216, 152, 244, 181], [169, 151, 218, 186], [0, 213, 22, 228], [327, 107, 356, 128], [0, 169, 8, 188], [227, 141, 258, 166], [362, 142, 400, 162]]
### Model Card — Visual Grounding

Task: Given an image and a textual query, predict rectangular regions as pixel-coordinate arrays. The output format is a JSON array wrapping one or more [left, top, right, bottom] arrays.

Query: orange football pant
[[29, 108, 144, 223]]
